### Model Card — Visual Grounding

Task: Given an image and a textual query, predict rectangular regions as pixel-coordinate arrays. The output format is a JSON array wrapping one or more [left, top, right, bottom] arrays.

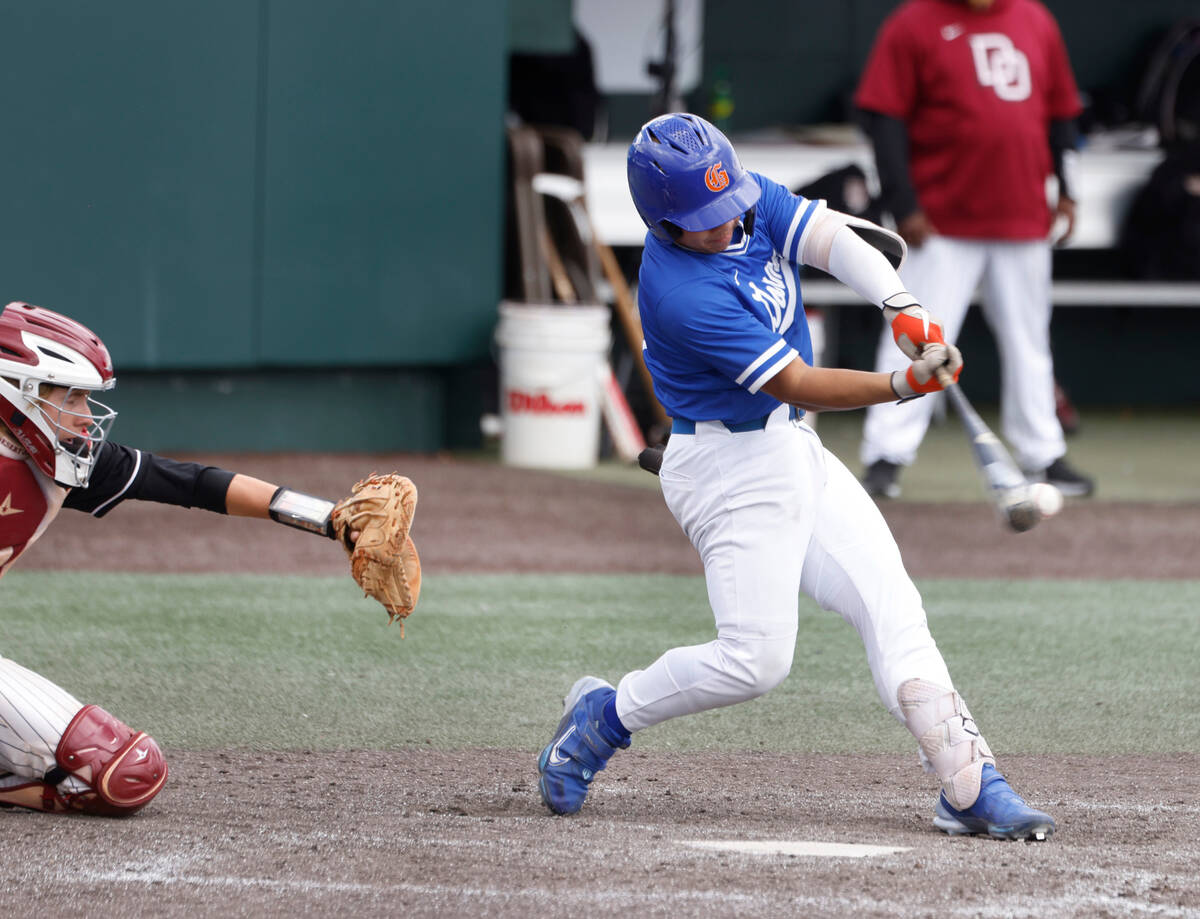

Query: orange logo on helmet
[[705, 162, 729, 192]]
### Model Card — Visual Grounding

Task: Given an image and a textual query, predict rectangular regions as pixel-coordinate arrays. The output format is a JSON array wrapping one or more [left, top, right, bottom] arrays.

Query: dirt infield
[[20, 451, 1198, 579], [5, 750, 1197, 917], [10, 453, 1200, 917]]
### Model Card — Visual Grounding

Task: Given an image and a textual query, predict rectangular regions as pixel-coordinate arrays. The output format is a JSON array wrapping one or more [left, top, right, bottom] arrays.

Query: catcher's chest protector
[[0, 453, 63, 573]]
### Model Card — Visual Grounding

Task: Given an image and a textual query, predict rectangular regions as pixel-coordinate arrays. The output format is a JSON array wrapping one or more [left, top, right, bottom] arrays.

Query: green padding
[[259, 1, 506, 366], [0, 1, 259, 369], [508, 0, 575, 54], [0, 1, 505, 372], [108, 370, 446, 452]]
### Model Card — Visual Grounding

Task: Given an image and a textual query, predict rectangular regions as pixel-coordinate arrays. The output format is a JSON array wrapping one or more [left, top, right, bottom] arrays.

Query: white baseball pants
[[614, 407, 955, 732], [0, 657, 88, 793], [860, 235, 1066, 473]]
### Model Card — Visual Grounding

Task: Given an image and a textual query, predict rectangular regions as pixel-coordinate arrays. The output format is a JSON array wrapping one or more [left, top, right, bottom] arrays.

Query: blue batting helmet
[[627, 113, 761, 242]]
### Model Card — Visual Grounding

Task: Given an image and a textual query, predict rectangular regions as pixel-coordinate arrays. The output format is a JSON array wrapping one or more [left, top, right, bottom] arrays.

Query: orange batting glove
[[884, 303, 947, 360]]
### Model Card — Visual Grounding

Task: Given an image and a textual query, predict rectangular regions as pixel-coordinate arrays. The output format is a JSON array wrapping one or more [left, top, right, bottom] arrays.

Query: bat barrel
[[937, 371, 1042, 532]]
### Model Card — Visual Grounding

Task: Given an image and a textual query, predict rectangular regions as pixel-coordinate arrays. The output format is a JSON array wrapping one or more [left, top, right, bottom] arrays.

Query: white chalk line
[[680, 839, 911, 858], [51, 855, 760, 907], [60, 862, 1200, 918], [22, 852, 1199, 918]]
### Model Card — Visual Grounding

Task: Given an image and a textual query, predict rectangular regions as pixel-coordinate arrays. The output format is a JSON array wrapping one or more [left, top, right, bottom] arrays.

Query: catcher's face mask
[[0, 300, 117, 487], [32, 384, 117, 484]]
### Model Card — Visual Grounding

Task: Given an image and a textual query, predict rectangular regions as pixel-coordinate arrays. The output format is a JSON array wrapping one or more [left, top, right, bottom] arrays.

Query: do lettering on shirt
[[969, 33, 1031, 101]]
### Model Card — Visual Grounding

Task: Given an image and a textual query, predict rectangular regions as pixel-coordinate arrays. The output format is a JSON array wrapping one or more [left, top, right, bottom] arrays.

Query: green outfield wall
[[0, 1, 506, 451]]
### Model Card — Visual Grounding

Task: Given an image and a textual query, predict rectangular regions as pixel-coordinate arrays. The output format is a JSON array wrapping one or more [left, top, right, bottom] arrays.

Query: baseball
[[1029, 482, 1064, 518]]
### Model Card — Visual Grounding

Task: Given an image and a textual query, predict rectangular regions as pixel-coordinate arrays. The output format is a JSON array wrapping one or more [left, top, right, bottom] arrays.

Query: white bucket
[[495, 301, 612, 469]]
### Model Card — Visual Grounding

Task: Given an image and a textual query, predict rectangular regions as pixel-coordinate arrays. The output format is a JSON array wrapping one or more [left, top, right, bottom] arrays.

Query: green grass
[[5, 572, 1197, 755], [558, 408, 1200, 502]]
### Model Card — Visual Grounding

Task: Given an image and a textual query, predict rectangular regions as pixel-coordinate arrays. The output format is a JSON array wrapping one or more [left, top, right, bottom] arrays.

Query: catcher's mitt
[[331, 473, 420, 634]]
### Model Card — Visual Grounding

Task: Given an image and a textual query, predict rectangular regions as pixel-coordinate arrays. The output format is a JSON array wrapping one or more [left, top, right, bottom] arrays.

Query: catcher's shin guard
[[48, 705, 168, 816], [898, 678, 994, 811]]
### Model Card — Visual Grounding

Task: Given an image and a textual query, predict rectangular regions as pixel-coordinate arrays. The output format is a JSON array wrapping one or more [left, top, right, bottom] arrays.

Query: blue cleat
[[934, 763, 1056, 841], [537, 676, 630, 815]]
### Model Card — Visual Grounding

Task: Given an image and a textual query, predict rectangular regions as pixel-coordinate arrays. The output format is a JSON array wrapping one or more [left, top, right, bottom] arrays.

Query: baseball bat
[[935, 367, 1041, 532], [593, 236, 670, 428], [598, 363, 648, 462], [638, 444, 664, 476], [538, 225, 579, 304], [531, 172, 669, 428]]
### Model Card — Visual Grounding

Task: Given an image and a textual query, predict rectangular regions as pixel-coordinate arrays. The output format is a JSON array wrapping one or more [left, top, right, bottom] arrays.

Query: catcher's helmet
[[627, 112, 761, 242], [0, 301, 116, 486]]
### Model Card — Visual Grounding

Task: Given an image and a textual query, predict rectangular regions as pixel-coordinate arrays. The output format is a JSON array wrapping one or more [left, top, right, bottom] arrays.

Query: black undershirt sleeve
[[63, 441, 235, 518], [857, 108, 920, 223], [1049, 117, 1078, 202]]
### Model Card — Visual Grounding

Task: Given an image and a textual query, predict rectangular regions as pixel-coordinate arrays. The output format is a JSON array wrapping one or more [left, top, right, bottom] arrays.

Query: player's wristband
[[268, 487, 337, 539], [890, 370, 925, 404]]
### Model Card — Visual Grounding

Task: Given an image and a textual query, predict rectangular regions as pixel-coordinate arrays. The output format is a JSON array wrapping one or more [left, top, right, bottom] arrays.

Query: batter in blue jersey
[[638, 175, 820, 425], [537, 114, 1058, 843]]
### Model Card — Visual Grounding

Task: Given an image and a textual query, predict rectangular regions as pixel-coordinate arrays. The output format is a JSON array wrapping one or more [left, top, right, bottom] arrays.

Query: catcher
[[0, 300, 419, 816]]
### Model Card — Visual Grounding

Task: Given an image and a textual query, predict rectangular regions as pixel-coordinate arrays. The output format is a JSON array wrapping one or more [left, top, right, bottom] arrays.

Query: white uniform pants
[[860, 236, 1066, 473], [0, 657, 86, 790], [614, 407, 954, 732]]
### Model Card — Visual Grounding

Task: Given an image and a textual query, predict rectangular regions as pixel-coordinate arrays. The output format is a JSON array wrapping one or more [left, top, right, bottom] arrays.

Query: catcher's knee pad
[[48, 704, 168, 816], [898, 679, 993, 811]]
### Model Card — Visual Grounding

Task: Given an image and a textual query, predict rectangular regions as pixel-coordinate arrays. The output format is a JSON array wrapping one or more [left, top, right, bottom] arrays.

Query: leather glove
[[331, 473, 421, 634]]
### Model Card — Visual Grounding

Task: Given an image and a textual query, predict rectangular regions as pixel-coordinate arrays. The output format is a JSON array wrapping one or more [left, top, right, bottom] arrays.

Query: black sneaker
[[1036, 457, 1095, 498], [862, 460, 901, 499]]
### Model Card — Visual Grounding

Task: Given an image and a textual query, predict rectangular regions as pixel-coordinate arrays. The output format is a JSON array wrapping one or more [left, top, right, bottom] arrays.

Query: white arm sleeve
[[798, 207, 916, 310], [826, 227, 918, 310]]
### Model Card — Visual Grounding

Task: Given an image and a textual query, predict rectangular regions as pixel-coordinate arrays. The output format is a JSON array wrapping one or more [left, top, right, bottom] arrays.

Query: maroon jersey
[[855, 0, 1081, 239], [0, 431, 236, 576]]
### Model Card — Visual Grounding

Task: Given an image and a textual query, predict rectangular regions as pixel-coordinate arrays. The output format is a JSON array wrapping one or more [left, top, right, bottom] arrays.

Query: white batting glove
[[891, 343, 964, 401]]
